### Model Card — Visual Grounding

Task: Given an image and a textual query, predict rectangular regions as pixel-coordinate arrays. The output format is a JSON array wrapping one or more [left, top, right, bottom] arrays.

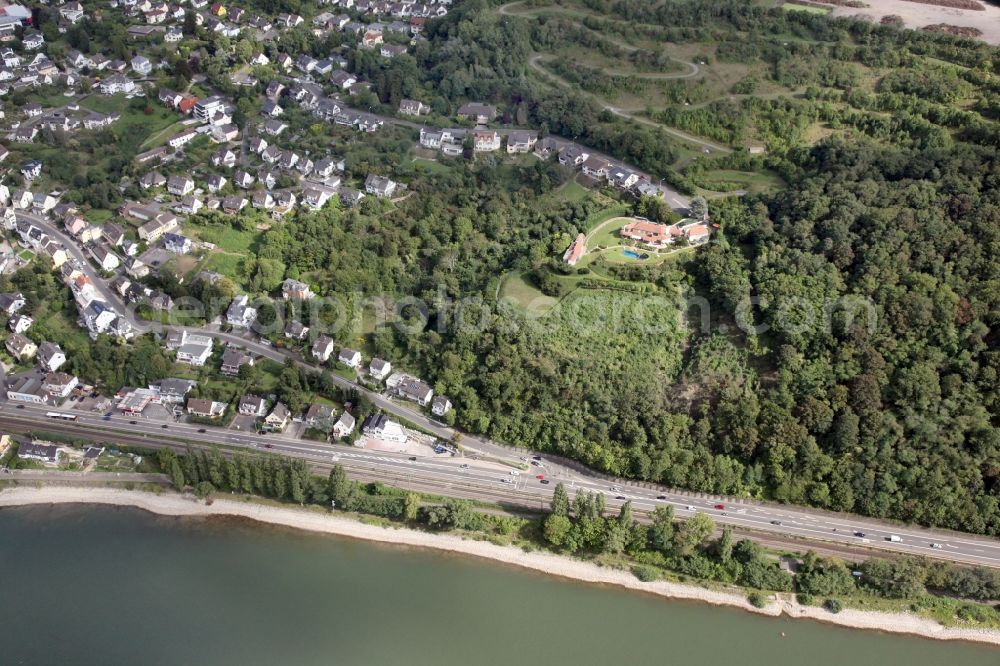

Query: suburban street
[[4, 402, 1000, 568]]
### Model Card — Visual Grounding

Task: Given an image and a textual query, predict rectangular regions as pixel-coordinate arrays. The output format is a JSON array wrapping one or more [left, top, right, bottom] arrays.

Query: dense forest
[[366, 1, 1000, 534]]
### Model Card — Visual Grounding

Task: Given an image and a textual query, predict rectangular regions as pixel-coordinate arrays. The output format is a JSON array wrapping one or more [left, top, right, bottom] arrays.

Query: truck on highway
[[887, 535, 902, 542]]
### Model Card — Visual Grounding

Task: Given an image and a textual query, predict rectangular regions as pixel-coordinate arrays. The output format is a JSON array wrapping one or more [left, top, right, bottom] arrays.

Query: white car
[[509, 470, 519, 476], [685, 505, 696, 511], [930, 543, 943, 549]]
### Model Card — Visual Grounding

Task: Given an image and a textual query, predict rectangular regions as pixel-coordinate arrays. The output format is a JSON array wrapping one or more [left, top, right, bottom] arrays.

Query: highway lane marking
[[16, 408, 1000, 562]]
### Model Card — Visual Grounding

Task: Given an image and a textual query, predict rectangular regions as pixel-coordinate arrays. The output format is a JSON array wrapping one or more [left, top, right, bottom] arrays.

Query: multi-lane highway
[[13, 211, 1000, 568], [4, 401, 1000, 568]]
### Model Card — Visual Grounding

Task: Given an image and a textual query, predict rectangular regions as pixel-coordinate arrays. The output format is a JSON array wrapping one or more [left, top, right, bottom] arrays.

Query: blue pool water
[[623, 249, 642, 259]]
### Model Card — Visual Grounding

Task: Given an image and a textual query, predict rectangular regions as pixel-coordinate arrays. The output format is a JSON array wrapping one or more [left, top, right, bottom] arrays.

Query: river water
[[1, 505, 997, 665]]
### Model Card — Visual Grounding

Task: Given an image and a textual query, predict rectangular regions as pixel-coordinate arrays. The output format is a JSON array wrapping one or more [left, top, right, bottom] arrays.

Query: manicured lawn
[[500, 271, 559, 314], [584, 203, 632, 232]]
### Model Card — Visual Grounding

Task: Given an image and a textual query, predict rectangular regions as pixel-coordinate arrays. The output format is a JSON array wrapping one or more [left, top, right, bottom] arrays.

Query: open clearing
[[828, 0, 1000, 45]]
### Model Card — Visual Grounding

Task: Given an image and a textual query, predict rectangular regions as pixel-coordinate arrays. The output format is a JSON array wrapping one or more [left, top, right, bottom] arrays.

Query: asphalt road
[[5, 402, 1000, 568]]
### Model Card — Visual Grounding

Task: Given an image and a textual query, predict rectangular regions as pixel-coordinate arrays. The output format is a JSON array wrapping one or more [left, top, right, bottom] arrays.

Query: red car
[[714, 503, 726, 510], [536, 475, 545, 480], [264, 444, 274, 449]]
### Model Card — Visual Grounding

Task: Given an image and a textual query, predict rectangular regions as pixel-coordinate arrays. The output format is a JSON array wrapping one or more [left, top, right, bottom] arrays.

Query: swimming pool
[[623, 249, 642, 259]]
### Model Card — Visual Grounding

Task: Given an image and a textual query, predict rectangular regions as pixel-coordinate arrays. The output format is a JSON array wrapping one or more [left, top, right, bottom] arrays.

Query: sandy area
[[2, 485, 999, 646], [830, 0, 1000, 45]]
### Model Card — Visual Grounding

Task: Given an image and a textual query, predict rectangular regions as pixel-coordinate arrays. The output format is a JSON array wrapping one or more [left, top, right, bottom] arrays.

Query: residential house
[[139, 213, 180, 243], [167, 175, 195, 196], [90, 245, 120, 272], [167, 128, 198, 149], [163, 232, 192, 254], [226, 295, 256, 327], [281, 278, 314, 300], [397, 376, 433, 406], [457, 102, 497, 124], [283, 320, 309, 340], [99, 75, 136, 95], [364, 174, 397, 198], [43, 372, 79, 399], [581, 156, 610, 179], [211, 148, 236, 168], [9, 314, 31, 334], [303, 403, 335, 430], [5, 332, 36, 360], [222, 195, 247, 214], [620, 219, 672, 247], [562, 232, 586, 266], [131, 55, 153, 75], [431, 395, 452, 416], [312, 335, 334, 362], [139, 171, 167, 190], [125, 257, 150, 279], [263, 402, 290, 431], [220, 347, 253, 375], [207, 174, 227, 193], [506, 130, 538, 154], [607, 166, 639, 189], [238, 394, 267, 417], [329, 70, 356, 90], [380, 44, 407, 58], [338, 348, 361, 368], [332, 411, 355, 438], [37, 341, 66, 372], [153, 378, 195, 403], [558, 146, 588, 166], [102, 223, 126, 247], [472, 129, 501, 152], [361, 413, 407, 444], [173, 331, 214, 366], [0, 292, 26, 315], [186, 398, 227, 418], [20, 160, 42, 181], [369, 358, 391, 382]]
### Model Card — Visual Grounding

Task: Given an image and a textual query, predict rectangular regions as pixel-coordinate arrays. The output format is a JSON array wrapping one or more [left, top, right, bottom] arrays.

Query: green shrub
[[748, 592, 768, 608], [632, 564, 660, 582], [823, 599, 842, 614]]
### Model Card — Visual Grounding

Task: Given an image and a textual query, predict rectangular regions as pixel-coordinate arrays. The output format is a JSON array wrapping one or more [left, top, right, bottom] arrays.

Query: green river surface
[[1, 504, 998, 666]]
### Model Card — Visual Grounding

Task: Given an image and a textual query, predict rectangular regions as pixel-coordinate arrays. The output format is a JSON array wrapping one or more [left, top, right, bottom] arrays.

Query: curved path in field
[[500, 2, 733, 153]]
